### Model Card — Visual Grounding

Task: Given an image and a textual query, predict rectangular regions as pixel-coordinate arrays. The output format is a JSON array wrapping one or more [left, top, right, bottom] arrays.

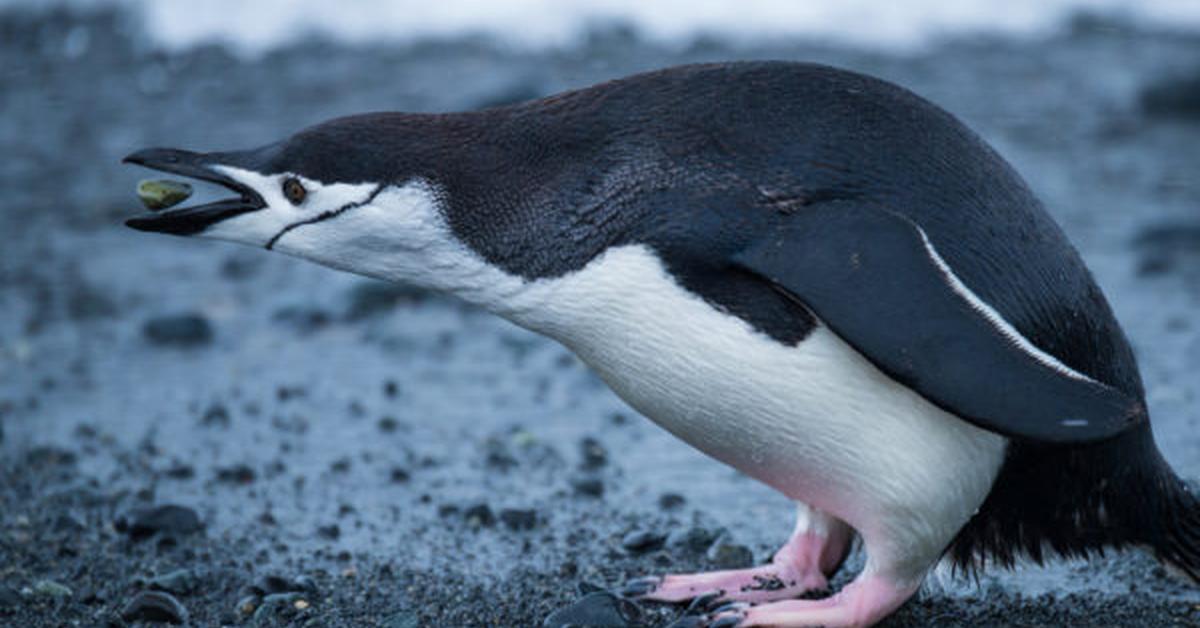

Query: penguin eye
[[282, 177, 306, 205]]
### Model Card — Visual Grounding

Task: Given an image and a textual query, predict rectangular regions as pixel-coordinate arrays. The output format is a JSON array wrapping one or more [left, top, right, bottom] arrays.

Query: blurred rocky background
[[1, 1, 1199, 626]]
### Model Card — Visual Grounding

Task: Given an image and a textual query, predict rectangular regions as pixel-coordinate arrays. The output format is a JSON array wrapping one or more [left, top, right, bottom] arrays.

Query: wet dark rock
[[142, 313, 213, 347], [622, 529, 667, 554], [344, 281, 427, 320], [317, 524, 341, 540], [389, 467, 411, 483], [200, 402, 231, 427], [659, 493, 686, 510], [668, 527, 719, 554], [250, 573, 315, 598], [116, 504, 202, 541], [706, 536, 753, 569], [579, 436, 608, 470], [464, 503, 495, 528], [542, 591, 641, 628], [215, 464, 256, 484], [482, 436, 518, 471], [149, 569, 198, 595], [272, 305, 332, 333], [163, 463, 195, 479], [292, 575, 319, 596], [122, 590, 188, 624], [1141, 72, 1200, 119], [572, 477, 605, 498], [499, 508, 538, 531]]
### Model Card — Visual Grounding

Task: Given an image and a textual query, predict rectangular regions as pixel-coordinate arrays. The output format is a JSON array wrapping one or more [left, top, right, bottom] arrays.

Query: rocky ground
[[2, 6, 1200, 627]]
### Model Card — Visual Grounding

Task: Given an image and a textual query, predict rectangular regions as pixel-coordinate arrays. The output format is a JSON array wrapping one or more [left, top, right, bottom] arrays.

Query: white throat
[[271, 180, 550, 318]]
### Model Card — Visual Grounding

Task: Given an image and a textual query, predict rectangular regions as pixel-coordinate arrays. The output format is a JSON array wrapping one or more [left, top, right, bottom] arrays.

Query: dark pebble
[[542, 591, 641, 628], [389, 467, 411, 483], [163, 463, 195, 479], [499, 508, 538, 531], [272, 305, 331, 333], [142, 313, 213, 347], [116, 504, 202, 541], [1141, 72, 1200, 119], [464, 503, 495, 528], [215, 464, 256, 484], [622, 529, 667, 554], [668, 527, 719, 554], [252, 573, 315, 596], [579, 436, 608, 469], [378, 416, 400, 433], [383, 379, 400, 398], [706, 536, 753, 569], [659, 493, 686, 510], [317, 524, 341, 540], [571, 477, 605, 498], [200, 402, 231, 427], [121, 590, 189, 624]]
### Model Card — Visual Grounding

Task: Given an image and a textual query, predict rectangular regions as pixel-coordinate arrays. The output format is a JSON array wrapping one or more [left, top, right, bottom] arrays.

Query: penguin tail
[[1148, 467, 1200, 584]]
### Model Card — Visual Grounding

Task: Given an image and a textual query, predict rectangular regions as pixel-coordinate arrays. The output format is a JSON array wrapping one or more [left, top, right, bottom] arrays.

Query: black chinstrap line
[[265, 184, 386, 250]]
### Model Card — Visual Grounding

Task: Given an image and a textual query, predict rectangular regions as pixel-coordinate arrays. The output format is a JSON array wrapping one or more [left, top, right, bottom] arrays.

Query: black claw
[[685, 591, 724, 614], [620, 576, 661, 598]]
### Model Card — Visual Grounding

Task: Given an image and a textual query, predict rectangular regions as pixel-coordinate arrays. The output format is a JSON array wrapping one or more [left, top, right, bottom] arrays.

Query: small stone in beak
[[137, 179, 193, 211]]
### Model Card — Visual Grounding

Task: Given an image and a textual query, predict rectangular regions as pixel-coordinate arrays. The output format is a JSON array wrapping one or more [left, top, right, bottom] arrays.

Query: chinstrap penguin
[[122, 62, 1199, 627]]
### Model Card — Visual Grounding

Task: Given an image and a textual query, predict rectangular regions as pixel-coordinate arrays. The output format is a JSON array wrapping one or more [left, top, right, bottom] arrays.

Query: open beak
[[123, 148, 266, 236]]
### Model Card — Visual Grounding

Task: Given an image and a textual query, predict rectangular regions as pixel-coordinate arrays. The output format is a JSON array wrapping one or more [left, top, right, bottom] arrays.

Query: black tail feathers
[[1147, 469, 1200, 584]]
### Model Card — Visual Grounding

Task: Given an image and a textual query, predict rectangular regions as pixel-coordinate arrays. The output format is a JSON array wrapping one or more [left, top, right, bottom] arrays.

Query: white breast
[[512, 245, 1007, 569]]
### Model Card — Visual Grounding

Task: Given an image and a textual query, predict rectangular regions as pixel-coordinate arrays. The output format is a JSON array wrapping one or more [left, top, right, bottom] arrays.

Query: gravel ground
[[2, 6, 1200, 627]]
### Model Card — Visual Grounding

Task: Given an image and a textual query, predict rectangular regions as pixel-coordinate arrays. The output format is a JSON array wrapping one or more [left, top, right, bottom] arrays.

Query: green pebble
[[137, 179, 193, 210]]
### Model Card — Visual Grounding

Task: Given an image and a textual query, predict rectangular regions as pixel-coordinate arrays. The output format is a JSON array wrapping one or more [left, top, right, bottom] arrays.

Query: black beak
[[123, 148, 266, 236]]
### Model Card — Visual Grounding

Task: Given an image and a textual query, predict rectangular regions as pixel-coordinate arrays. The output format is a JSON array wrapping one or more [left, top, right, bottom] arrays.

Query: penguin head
[[124, 115, 454, 282]]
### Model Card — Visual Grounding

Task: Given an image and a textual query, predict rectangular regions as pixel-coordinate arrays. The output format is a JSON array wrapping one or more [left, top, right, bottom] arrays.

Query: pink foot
[[626, 506, 851, 605], [710, 573, 919, 628]]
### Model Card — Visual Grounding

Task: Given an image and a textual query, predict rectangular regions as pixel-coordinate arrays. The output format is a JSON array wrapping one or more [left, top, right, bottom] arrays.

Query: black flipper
[[732, 205, 1145, 443]]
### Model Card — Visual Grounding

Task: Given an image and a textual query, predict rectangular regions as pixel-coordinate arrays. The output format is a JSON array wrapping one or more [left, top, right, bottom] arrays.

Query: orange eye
[[282, 177, 306, 205]]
